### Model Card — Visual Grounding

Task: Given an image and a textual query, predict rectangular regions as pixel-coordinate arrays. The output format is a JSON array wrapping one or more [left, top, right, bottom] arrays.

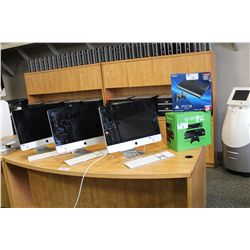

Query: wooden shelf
[[28, 89, 103, 104], [24, 51, 217, 165], [101, 61, 128, 88], [127, 60, 154, 86], [25, 64, 103, 103], [105, 85, 171, 101]]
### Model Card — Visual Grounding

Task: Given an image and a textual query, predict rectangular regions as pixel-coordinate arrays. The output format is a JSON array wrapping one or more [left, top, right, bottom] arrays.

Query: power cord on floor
[[73, 154, 107, 208]]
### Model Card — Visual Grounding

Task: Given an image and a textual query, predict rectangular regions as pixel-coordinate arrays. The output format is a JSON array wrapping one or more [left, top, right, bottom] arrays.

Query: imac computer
[[47, 99, 106, 166], [12, 102, 64, 161], [98, 98, 162, 158]]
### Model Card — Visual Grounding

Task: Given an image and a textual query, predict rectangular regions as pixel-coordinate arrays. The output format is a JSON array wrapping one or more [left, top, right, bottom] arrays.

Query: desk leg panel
[[27, 170, 188, 208], [187, 147, 206, 208], [1, 162, 11, 208], [77, 178, 188, 208], [28, 170, 79, 208], [3, 162, 34, 208]]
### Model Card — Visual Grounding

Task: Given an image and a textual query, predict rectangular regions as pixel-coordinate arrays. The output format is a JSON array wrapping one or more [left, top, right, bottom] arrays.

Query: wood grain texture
[[127, 60, 154, 87], [206, 119, 214, 165], [28, 171, 188, 208], [3, 143, 205, 208], [24, 64, 102, 95], [78, 65, 103, 90], [152, 53, 215, 85], [105, 86, 171, 101], [2, 162, 34, 208], [102, 62, 128, 88], [187, 147, 206, 208], [28, 90, 102, 104], [210, 53, 218, 165], [1, 163, 10, 207], [3, 142, 202, 179]]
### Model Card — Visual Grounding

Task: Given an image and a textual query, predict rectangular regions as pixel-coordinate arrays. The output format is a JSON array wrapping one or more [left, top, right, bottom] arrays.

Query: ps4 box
[[166, 111, 212, 151], [171, 72, 212, 112]]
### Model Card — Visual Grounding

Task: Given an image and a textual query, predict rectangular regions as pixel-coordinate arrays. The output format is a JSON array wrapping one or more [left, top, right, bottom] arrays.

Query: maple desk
[[1, 135, 16, 208], [2, 143, 206, 208]]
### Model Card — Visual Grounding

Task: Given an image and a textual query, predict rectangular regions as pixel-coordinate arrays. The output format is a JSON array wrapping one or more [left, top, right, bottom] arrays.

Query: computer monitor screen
[[48, 100, 104, 154], [232, 90, 250, 101], [99, 99, 162, 153], [12, 102, 64, 150]]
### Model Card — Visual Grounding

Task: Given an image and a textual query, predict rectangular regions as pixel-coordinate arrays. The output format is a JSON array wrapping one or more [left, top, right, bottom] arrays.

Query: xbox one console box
[[171, 72, 212, 112], [166, 111, 212, 151]]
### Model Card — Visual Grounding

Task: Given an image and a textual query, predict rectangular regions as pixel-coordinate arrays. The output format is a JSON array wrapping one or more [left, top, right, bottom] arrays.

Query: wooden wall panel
[[25, 69, 80, 94], [152, 53, 214, 85], [1, 164, 10, 207], [78, 65, 102, 90], [127, 60, 154, 86], [28, 170, 188, 208], [102, 62, 128, 88], [24, 65, 102, 95]]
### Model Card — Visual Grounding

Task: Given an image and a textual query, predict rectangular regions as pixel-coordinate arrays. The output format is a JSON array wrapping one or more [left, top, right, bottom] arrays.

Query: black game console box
[[177, 80, 210, 98], [184, 128, 206, 143]]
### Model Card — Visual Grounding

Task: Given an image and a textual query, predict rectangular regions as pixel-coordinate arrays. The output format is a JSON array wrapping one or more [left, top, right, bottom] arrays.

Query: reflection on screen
[[12, 103, 64, 144], [232, 90, 250, 101], [48, 101, 103, 146], [99, 99, 160, 146]]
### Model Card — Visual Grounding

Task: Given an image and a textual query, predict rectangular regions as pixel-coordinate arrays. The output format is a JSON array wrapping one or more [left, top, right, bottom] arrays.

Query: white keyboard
[[28, 150, 59, 161], [125, 151, 175, 169], [64, 149, 108, 166]]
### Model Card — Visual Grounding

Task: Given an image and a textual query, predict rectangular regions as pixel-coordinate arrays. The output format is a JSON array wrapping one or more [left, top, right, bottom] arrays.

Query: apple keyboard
[[124, 151, 175, 169], [64, 149, 108, 166], [28, 150, 59, 161]]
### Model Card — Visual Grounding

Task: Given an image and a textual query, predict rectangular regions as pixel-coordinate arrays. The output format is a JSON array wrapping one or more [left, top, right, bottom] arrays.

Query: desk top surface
[[3, 142, 203, 179]]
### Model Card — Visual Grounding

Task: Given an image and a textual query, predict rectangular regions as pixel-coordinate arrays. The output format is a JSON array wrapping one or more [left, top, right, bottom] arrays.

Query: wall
[[212, 43, 250, 152]]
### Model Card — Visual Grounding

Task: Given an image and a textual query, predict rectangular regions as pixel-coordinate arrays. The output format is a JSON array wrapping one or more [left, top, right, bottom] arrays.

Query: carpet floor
[[206, 166, 250, 208]]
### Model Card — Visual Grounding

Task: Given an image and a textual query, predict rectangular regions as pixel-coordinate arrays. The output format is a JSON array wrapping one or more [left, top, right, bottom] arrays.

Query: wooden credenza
[[2, 143, 206, 208], [24, 51, 217, 165]]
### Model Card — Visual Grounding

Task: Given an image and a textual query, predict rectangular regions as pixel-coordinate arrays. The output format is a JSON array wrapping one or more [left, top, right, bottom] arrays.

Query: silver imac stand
[[35, 146, 53, 154], [28, 146, 59, 161], [122, 147, 146, 160], [64, 147, 108, 166], [71, 148, 90, 157]]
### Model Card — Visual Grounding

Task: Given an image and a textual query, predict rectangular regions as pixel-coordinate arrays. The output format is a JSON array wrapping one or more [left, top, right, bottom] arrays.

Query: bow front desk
[[2, 143, 206, 208]]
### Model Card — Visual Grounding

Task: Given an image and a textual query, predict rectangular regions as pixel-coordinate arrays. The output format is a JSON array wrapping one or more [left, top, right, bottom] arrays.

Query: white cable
[[73, 154, 107, 208]]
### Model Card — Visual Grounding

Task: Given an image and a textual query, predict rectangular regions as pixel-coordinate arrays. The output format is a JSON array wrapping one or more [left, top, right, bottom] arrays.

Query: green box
[[166, 111, 212, 151]]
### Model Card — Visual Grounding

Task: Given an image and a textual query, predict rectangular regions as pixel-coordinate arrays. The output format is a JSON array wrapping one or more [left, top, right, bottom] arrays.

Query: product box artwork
[[171, 72, 212, 112], [166, 111, 212, 151]]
